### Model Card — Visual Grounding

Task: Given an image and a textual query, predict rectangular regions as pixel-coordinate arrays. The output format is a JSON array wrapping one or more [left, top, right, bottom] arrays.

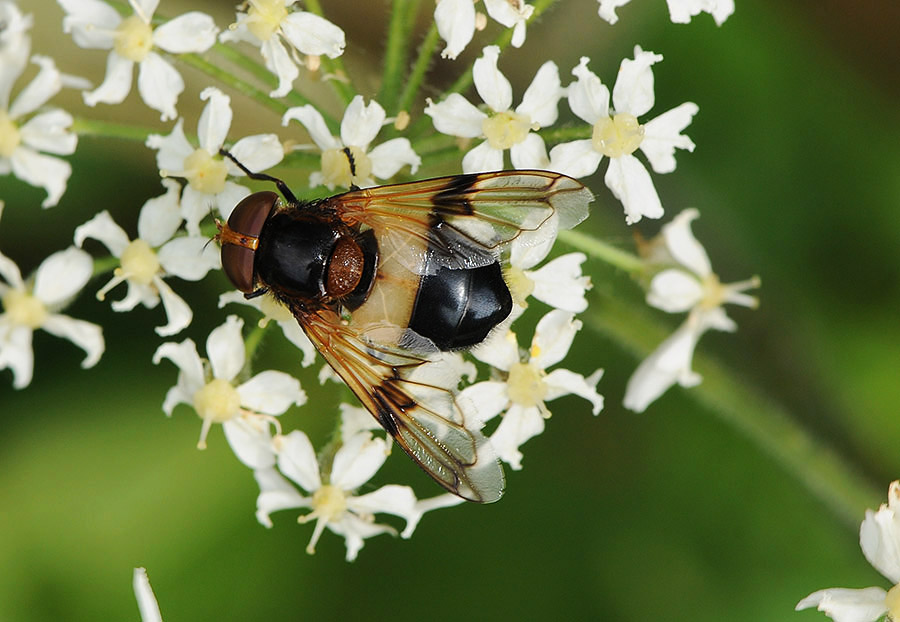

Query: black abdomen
[[409, 262, 512, 350]]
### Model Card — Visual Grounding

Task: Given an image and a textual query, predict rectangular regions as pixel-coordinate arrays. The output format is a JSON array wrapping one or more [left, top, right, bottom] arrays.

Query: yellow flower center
[[503, 266, 534, 308], [592, 113, 644, 158], [482, 110, 534, 150], [0, 111, 21, 158], [184, 148, 229, 195], [885, 583, 900, 618], [320, 146, 372, 189], [2, 289, 48, 329], [246, 0, 288, 41], [311, 484, 348, 522], [119, 239, 160, 285], [114, 15, 154, 63], [506, 361, 547, 408], [193, 378, 242, 423]]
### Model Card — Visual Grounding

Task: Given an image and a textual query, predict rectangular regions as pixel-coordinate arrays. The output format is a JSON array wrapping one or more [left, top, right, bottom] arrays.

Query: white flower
[[505, 223, 591, 313], [0, 205, 104, 388], [425, 45, 562, 173], [434, 0, 534, 60], [218, 290, 316, 367], [74, 180, 219, 336], [623, 208, 760, 412], [283, 95, 420, 190], [796, 480, 900, 622], [0, 55, 78, 208], [459, 309, 603, 470], [133, 568, 162, 622], [57, 0, 218, 121], [0, 1, 32, 76], [146, 87, 284, 235], [219, 0, 345, 98], [255, 429, 423, 561], [152, 315, 306, 467], [597, 0, 734, 25], [549, 48, 698, 224]]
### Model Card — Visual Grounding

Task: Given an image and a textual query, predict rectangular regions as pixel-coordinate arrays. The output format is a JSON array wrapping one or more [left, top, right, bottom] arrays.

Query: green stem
[[244, 321, 269, 362], [557, 229, 644, 275], [379, 0, 418, 114], [70, 118, 156, 143], [92, 255, 120, 278], [396, 21, 441, 118], [303, 0, 357, 106], [585, 293, 881, 528]]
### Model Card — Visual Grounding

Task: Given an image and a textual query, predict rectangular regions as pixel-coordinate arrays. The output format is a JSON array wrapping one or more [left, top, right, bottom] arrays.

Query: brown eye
[[220, 191, 278, 293]]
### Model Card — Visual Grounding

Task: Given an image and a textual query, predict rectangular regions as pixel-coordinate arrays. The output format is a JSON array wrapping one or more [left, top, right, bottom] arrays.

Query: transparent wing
[[322, 170, 593, 273], [295, 304, 505, 503]]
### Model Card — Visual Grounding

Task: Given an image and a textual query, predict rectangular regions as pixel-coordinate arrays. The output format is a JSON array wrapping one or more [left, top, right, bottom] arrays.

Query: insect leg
[[219, 148, 300, 205], [342, 147, 361, 192]]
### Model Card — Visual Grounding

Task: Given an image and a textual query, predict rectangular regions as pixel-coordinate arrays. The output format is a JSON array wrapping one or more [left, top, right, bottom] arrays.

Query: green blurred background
[[2, 0, 900, 620]]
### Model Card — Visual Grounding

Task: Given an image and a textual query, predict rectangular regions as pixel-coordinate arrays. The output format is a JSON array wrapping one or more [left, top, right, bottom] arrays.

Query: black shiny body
[[409, 262, 512, 350]]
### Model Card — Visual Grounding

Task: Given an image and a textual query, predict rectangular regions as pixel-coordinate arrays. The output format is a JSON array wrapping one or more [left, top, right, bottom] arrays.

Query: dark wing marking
[[294, 304, 505, 503], [321, 170, 593, 273]]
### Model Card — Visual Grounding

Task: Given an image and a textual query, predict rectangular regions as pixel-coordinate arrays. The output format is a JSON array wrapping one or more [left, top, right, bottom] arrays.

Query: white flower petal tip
[[133, 568, 163, 622]]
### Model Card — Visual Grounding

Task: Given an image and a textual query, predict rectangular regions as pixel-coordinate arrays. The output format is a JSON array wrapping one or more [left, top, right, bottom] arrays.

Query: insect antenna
[[343, 146, 361, 191], [219, 148, 300, 205]]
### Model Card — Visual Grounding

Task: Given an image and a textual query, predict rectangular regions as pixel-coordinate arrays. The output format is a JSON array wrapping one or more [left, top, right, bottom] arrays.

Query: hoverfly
[[217, 148, 593, 503]]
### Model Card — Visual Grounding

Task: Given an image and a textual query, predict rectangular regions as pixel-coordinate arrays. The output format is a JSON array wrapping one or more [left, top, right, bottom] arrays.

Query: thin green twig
[[557, 229, 644, 275], [379, 0, 419, 114]]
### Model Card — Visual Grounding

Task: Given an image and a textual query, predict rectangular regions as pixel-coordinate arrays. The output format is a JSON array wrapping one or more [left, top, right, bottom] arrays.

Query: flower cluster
[[0, 0, 756, 566]]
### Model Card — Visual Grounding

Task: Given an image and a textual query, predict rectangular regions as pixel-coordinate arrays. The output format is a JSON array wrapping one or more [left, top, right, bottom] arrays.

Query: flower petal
[[435, 0, 475, 60], [146, 118, 194, 175], [282, 104, 340, 151], [255, 466, 308, 527], [136, 52, 183, 121], [157, 236, 220, 281], [548, 139, 603, 179], [368, 138, 421, 179], [19, 109, 77, 156], [860, 481, 900, 583], [462, 141, 503, 174], [83, 53, 133, 107], [517, 61, 562, 128], [42, 313, 105, 368], [260, 37, 298, 99], [473, 45, 512, 112], [9, 147, 72, 208], [646, 268, 704, 313], [33, 246, 92, 305], [612, 46, 663, 118], [544, 368, 604, 414], [223, 418, 275, 469], [0, 323, 34, 389], [206, 315, 245, 382], [604, 153, 664, 224], [471, 327, 519, 371], [277, 430, 322, 493], [330, 432, 389, 491], [568, 57, 609, 125], [661, 208, 712, 277], [794, 587, 888, 622], [527, 252, 591, 313], [152, 11, 218, 54], [280, 11, 346, 58], [196, 87, 232, 154], [490, 404, 544, 470], [641, 102, 698, 174], [133, 568, 162, 622], [458, 380, 509, 425], [10, 56, 62, 119], [152, 277, 192, 337], [74, 210, 130, 256], [510, 133, 549, 170], [137, 179, 183, 246], [597, 0, 631, 24], [152, 338, 204, 398], [531, 309, 580, 369], [425, 93, 486, 138], [58, 0, 120, 49], [237, 370, 306, 415], [227, 134, 285, 176], [340, 96, 385, 149]]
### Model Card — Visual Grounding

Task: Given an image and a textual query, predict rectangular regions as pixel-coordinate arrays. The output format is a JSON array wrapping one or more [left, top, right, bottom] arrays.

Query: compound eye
[[220, 191, 278, 293]]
